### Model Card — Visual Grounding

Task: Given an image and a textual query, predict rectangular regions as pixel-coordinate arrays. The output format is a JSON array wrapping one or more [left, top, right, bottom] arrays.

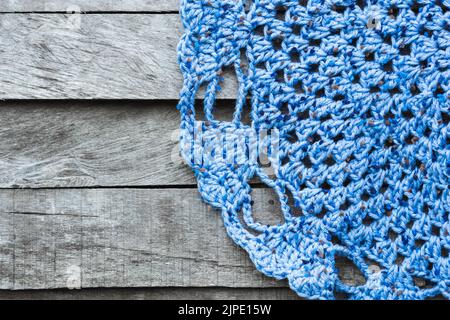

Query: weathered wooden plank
[[0, 14, 238, 100], [0, 288, 303, 300], [0, 188, 280, 290], [0, 1, 179, 12], [0, 188, 364, 290], [0, 101, 193, 188], [0, 100, 249, 188]]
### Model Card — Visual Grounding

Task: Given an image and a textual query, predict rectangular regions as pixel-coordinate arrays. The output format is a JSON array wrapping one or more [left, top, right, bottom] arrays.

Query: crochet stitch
[[177, 0, 449, 299]]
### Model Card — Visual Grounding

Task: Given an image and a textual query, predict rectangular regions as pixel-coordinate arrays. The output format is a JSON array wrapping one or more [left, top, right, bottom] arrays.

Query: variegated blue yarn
[[177, 0, 449, 299]]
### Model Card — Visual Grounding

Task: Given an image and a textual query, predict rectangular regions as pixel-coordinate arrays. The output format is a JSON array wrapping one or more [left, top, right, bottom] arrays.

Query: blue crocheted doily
[[177, 0, 449, 299]]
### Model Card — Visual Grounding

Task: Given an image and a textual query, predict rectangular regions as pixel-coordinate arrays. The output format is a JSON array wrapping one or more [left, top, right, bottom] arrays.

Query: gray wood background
[[0, 2, 364, 300]]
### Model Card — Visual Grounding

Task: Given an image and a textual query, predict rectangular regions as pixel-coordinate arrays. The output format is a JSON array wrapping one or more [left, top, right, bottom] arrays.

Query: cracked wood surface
[[0, 14, 238, 99], [0, 101, 193, 188], [1, 187, 276, 289], [0, 188, 364, 290], [0, 101, 251, 188]]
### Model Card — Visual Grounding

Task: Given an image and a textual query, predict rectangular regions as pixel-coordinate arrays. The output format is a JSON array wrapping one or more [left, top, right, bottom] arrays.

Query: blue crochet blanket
[[177, 0, 449, 299]]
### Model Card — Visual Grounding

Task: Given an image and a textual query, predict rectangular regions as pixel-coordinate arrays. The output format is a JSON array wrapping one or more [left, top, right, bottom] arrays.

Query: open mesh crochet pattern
[[176, 0, 449, 299]]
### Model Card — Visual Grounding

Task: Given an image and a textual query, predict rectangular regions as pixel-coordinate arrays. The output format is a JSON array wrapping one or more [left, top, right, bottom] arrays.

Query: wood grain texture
[[0, 14, 237, 99], [0, 9, 366, 298], [0, 101, 195, 188], [0, 288, 302, 300], [0, 188, 364, 290], [0, 100, 247, 188], [0, 1, 179, 12]]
